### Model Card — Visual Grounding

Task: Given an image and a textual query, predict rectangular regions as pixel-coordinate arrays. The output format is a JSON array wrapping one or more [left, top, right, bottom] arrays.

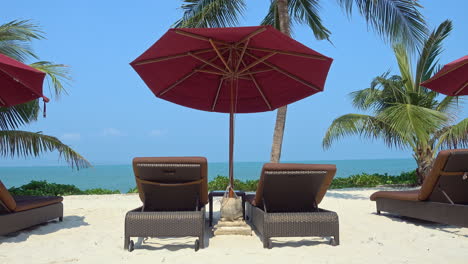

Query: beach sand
[[1, 188, 467, 264]]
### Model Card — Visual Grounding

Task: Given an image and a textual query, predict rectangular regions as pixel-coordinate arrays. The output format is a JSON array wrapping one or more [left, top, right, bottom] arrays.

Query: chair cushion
[[370, 190, 420, 201], [14, 195, 63, 212], [0, 181, 16, 211]]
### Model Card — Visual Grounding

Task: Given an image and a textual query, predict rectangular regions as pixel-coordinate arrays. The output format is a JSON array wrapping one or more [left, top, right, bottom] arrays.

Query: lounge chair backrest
[[132, 157, 208, 211], [419, 149, 468, 203], [254, 163, 336, 212], [0, 181, 16, 213]]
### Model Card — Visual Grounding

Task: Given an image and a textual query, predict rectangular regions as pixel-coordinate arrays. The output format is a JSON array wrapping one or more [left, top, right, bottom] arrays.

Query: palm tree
[[0, 20, 90, 169], [322, 20, 468, 183], [174, 0, 427, 163]]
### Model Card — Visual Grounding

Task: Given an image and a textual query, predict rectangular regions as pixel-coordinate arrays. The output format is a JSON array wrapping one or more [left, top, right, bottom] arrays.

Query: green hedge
[[8, 181, 120, 196], [8, 171, 418, 196]]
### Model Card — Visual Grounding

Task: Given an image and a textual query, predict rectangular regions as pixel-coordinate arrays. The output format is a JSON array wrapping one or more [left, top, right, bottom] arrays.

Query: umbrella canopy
[[0, 54, 48, 107], [131, 26, 333, 190], [420, 55, 468, 96]]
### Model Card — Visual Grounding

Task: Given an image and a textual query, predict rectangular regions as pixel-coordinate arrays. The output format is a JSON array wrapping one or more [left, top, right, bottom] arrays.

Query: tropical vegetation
[[174, 0, 428, 164], [10, 170, 418, 196], [323, 20, 468, 184], [0, 20, 90, 169]]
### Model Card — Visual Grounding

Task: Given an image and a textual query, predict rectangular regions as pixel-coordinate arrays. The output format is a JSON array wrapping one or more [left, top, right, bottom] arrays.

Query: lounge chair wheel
[[195, 239, 200, 251], [128, 240, 134, 252], [330, 238, 337, 246]]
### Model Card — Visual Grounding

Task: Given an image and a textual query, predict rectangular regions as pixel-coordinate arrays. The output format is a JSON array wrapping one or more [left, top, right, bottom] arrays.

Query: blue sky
[[2, 1, 467, 166]]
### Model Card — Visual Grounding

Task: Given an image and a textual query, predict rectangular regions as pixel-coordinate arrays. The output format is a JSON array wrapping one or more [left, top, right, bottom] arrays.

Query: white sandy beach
[[1, 188, 467, 264]]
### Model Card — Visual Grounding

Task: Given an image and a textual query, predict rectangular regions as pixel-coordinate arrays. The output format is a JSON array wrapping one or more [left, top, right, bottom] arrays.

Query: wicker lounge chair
[[246, 163, 339, 248], [370, 149, 468, 227], [0, 181, 63, 236], [124, 157, 208, 252]]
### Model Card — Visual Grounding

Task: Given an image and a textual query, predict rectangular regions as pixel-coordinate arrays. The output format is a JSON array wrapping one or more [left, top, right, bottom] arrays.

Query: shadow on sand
[[0, 215, 89, 243], [326, 190, 370, 200], [129, 220, 213, 252], [375, 212, 468, 238]]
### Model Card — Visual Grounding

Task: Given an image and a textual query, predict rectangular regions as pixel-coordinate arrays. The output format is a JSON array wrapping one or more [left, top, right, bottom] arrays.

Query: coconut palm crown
[[0, 20, 90, 169], [322, 20, 468, 183]]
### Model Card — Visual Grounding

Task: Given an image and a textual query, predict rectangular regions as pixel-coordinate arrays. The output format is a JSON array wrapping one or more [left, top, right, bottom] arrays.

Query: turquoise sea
[[0, 159, 416, 193]]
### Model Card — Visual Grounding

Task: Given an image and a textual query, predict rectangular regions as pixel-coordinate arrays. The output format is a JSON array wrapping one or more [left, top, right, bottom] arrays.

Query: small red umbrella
[[420, 55, 468, 96], [0, 54, 49, 107], [131, 26, 333, 192]]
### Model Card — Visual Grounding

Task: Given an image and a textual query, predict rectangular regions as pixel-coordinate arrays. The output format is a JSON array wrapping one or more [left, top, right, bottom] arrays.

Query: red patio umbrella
[[0, 54, 49, 107], [131, 26, 333, 192], [420, 55, 468, 96]]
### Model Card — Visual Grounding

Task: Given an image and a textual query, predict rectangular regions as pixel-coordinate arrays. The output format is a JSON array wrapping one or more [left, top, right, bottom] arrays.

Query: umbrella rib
[[159, 50, 230, 96], [427, 61, 468, 82], [454, 81, 468, 96], [247, 47, 327, 60], [135, 48, 222, 65], [210, 39, 232, 73], [235, 38, 249, 72], [195, 69, 225, 76], [238, 58, 272, 110], [244, 51, 321, 92], [174, 30, 229, 46], [222, 75, 250, 81], [236, 27, 267, 45], [237, 52, 277, 75], [238, 68, 274, 76], [189, 52, 227, 73], [211, 78, 224, 111]]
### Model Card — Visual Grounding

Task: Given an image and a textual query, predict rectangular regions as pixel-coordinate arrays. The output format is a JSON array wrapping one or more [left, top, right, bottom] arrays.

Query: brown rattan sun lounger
[[370, 149, 468, 227], [124, 157, 208, 252], [246, 163, 339, 248], [0, 181, 63, 236]]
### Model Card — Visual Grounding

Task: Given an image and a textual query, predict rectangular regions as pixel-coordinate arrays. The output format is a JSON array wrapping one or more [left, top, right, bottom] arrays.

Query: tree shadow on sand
[[374, 212, 468, 238], [326, 190, 370, 200], [0, 215, 89, 243]]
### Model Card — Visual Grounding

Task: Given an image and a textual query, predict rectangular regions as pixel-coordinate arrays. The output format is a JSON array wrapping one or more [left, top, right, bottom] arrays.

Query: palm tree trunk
[[270, 0, 291, 163], [414, 147, 435, 185]]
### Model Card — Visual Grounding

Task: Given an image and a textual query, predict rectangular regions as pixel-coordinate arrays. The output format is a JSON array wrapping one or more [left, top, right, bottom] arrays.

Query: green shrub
[[83, 188, 120, 195], [8, 171, 418, 196], [329, 170, 417, 189], [208, 176, 258, 192], [8, 181, 120, 196], [127, 187, 138, 193]]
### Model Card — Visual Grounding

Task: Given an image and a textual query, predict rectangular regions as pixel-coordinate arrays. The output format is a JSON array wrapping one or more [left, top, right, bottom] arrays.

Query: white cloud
[[148, 129, 166, 137], [60, 133, 81, 141], [102, 128, 125, 137]]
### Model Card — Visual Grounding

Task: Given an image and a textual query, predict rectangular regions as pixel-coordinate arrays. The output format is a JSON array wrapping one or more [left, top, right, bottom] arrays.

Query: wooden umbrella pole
[[228, 76, 235, 197]]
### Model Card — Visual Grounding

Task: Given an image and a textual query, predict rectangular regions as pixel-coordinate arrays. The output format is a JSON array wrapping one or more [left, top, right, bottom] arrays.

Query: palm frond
[[436, 118, 468, 149], [0, 20, 44, 61], [29, 61, 71, 98], [414, 20, 452, 89], [322, 113, 408, 149], [436, 95, 463, 116], [0, 130, 91, 169], [378, 103, 447, 143], [262, 0, 330, 40], [393, 43, 414, 91], [0, 101, 39, 130], [337, 0, 427, 50], [289, 0, 330, 40], [173, 0, 246, 28], [350, 88, 383, 111]]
